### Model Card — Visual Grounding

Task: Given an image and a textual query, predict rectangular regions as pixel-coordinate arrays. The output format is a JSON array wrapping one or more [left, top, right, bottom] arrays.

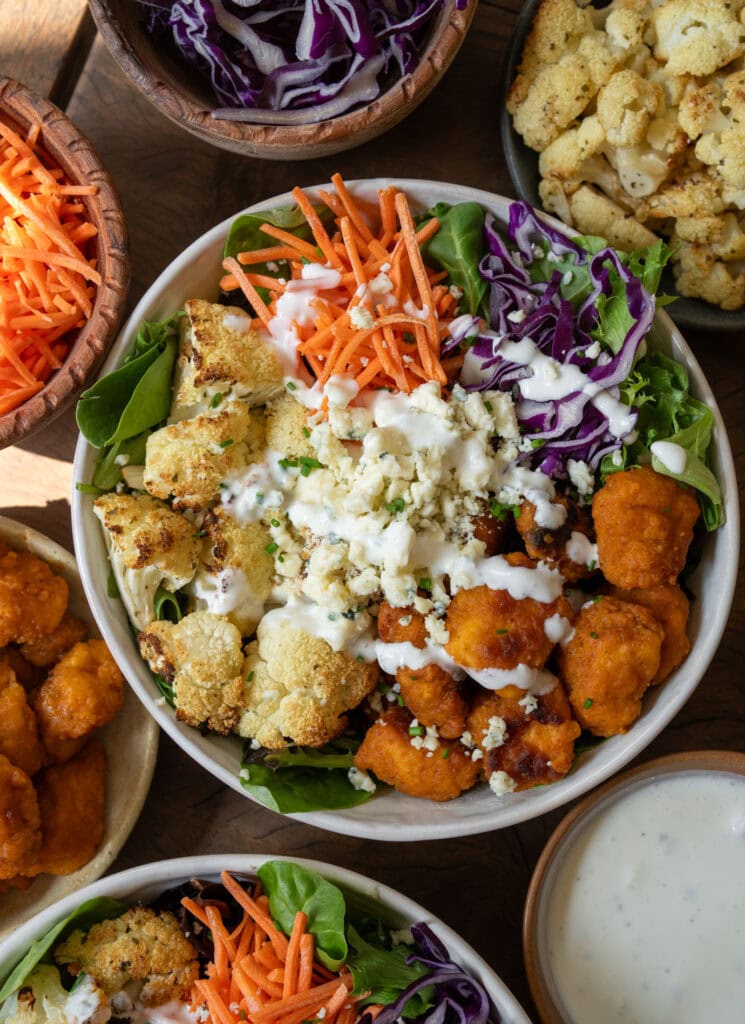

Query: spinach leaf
[[76, 312, 181, 449], [0, 897, 126, 1002], [263, 736, 360, 771], [257, 861, 347, 971], [91, 431, 149, 491], [154, 673, 175, 707], [346, 925, 432, 1017], [238, 760, 373, 814], [419, 202, 488, 316], [154, 586, 183, 624], [224, 203, 334, 302]]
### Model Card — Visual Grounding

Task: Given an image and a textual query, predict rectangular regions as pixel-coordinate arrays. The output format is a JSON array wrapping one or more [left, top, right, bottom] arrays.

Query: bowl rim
[[522, 749, 745, 1024], [0, 76, 129, 448], [497, 0, 745, 333], [0, 513, 158, 936], [86, 0, 477, 158], [71, 177, 740, 842], [0, 852, 532, 1024]]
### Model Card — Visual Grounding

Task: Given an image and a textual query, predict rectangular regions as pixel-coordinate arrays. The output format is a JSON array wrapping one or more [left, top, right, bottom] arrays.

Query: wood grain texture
[[0, 2, 743, 1020], [0, 78, 129, 448], [87, 0, 477, 159]]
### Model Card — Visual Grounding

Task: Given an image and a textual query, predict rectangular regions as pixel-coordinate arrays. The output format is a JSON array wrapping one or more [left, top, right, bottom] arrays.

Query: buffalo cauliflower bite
[[144, 401, 256, 511], [191, 507, 274, 635], [139, 612, 245, 734], [0, 548, 67, 647], [516, 495, 596, 582], [24, 739, 106, 877], [0, 664, 43, 776], [20, 612, 87, 668], [558, 596, 664, 735], [0, 647, 43, 689], [354, 707, 481, 802], [0, 754, 40, 880], [445, 553, 573, 672], [377, 602, 469, 739], [93, 493, 200, 631], [592, 466, 700, 588], [238, 613, 378, 749], [33, 640, 125, 764], [55, 907, 199, 1006], [652, 0, 745, 77], [466, 683, 580, 791], [611, 582, 691, 683], [180, 298, 284, 406]]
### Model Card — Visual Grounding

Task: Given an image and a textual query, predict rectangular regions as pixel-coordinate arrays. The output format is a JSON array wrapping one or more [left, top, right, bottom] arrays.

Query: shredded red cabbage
[[358, 923, 499, 1024], [448, 202, 656, 480], [137, 0, 468, 122]]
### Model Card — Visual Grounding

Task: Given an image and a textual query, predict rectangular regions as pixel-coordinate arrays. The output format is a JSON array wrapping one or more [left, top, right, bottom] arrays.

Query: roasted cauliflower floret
[[682, 71, 745, 192], [144, 401, 256, 511], [139, 611, 245, 734], [597, 69, 661, 147], [652, 0, 745, 77], [237, 612, 378, 749], [672, 236, 745, 308], [94, 493, 200, 631], [265, 392, 315, 459], [176, 298, 284, 409], [641, 167, 724, 219], [567, 185, 658, 250], [55, 907, 199, 1007], [191, 507, 274, 635], [0, 547, 67, 648]]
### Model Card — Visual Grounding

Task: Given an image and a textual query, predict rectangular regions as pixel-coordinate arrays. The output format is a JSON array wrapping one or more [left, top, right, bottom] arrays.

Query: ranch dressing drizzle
[[651, 439, 688, 475], [544, 772, 745, 1024]]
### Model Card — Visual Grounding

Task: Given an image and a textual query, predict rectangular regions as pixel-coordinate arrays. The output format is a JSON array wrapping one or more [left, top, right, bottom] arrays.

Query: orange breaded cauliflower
[[516, 495, 596, 583], [20, 612, 87, 668], [24, 739, 106, 877], [611, 582, 691, 684], [139, 611, 245, 734], [238, 612, 378, 749], [592, 466, 700, 588], [0, 754, 40, 880], [558, 596, 664, 735], [354, 708, 481, 802], [33, 640, 125, 764], [0, 663, 43, 776], [0, 547, 67, 647], [55, 907, 199, 1007]]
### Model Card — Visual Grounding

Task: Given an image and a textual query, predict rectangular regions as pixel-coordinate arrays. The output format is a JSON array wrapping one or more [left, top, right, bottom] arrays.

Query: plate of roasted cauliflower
[[502, 0, 745, 328], [0, 516, 158, 935], [71, 176, 737, 841]]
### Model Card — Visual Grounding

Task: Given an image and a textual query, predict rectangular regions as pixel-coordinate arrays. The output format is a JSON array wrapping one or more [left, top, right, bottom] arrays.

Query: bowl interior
[[0, 854, 531, 1023], [0, 516, 158, 938], [0, 78, 128, 446], [498, 0, 745, 333], [72, 178, 739, 842]]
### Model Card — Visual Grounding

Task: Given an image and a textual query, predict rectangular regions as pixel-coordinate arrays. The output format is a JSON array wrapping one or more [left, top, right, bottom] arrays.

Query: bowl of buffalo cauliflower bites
[[72, 177, 737, 841], [0, 516, 158, 935], [502, 0, 745, 327]]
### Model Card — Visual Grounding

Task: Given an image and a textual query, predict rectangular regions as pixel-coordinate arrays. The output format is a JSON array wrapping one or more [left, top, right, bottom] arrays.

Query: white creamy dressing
[[565, 531, 599, 570], [222, 312, 252, 333], [543, 612, 575, 645], [192, 566, 264, 632], [544, 772, 745, 1024], [266, 263, 342, 375], [651, 439, 688, 475], [259, 597, 375, 658]]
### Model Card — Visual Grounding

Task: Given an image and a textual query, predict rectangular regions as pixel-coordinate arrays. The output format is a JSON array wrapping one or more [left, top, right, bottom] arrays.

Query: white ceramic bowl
[[0, 516, 158, 937], [0, 854, 531, 1024], [71, 179, 740, 841]]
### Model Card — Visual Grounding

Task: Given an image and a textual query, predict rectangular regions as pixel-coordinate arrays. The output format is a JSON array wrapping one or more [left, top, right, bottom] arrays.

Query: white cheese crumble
[[567, 458, 594, 496], [519, 692, 539, 715], [482, 715, 508, 750], [489, 770, 518, 796], [348, 767, 376, 793], [411, 722, 440, 752], [349, 305, 375, 331]]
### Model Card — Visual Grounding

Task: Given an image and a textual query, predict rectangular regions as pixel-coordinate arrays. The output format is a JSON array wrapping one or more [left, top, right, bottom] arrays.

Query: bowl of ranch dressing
[[523, 750, 745, 1024]]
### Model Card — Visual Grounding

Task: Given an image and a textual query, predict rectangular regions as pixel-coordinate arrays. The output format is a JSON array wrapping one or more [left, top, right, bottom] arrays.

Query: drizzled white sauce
[[565, 531, 599, 569], [651, 440, 688, 475], [545, 772, 745, 1024], [222, 312, 252, 333], [544, 613, 575, 645], [192, 567, 265, 632], [266, 263, 342, 375], [221, 451, 286, 522], [259, 597, 374, 657]]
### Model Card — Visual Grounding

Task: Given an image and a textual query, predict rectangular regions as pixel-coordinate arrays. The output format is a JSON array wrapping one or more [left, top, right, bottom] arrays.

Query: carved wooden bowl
[[0, 77, 128, 449], [86, 0, 478, 159]]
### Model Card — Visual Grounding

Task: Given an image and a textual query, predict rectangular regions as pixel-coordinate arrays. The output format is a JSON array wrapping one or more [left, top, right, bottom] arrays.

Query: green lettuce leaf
[[346, 925, 432, 1017], [418, 202, 488, 316]]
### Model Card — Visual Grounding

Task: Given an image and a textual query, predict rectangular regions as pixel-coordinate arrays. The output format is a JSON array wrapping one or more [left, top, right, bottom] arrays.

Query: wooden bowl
[[523, 750, 745, 1023], [0, 78, 128, 449], [86, 0, 477, 159], [0, 515, 158, 937]]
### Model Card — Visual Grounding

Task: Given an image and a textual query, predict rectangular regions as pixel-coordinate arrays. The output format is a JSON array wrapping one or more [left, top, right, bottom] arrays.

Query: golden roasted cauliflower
[[93, 493, 200, 630], [55, 907, 199, 1007], [138, 611, 245, 734]]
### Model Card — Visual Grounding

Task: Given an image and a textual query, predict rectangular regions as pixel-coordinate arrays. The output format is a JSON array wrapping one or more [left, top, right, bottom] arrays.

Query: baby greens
[[347, 926, 432, 1016], [419, 202, 488, 316]]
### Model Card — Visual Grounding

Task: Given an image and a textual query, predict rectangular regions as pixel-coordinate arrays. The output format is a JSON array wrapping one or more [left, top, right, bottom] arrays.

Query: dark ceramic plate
[[499, 0, 745, 334]]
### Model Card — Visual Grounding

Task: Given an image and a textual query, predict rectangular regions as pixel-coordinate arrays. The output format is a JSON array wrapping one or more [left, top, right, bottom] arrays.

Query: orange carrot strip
[[283, 910, 308, 999], [221, 872, 289, 960], [251, 979, 349, 1024], [233, 965, 266, 1014], [324, 982, 351, 1023], [318, 189, 345, 218], [291, 187, 341, 268], [222, 258, 273, 327], [339, 217, 365, 289], [414, 217, 440, 245], [297, 934, 315, 993], [0, 382, 42, 414], [331, 173, 373, 243], [194, 980, 234, 1024], [354, 357, 383, 389], [258, 224, 320, 261], [206, 904, 238, 963], [240, 956, 285, 999], [237, 246, 300, 265]]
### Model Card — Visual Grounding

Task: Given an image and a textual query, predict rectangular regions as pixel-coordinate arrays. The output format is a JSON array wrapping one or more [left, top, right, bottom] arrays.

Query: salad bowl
[[72, 178, 739, 841], [0, 854, 531, 1024]]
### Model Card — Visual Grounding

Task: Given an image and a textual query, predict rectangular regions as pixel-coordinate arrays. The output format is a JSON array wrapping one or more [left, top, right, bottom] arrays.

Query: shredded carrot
[[221, 174, 456, 407], [182, 873, 365, 1024], [0, 118, 98, 414]]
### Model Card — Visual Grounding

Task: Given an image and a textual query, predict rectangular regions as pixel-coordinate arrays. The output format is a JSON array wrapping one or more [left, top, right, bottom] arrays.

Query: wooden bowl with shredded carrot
[[0, 77, 128, 449]]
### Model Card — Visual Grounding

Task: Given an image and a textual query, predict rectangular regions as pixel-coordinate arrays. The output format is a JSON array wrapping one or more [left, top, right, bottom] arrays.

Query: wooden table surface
[[1, 3, 743, 1018]]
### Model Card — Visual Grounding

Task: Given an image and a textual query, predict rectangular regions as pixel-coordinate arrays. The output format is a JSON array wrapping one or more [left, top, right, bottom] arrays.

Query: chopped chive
[[584, 698, 593, 708], [484, 400, 493, 412], [278, 554, 285, 563], [286, 381, 297, 391], [210, 392, 223, 409], [265, 542, 278, 555], [591, 595, 604, 604], [386, 497, 405, 514], [219, 439, 234, 448], [495, 628, 509, 635], [409, 725, 425, 737], [270, 518, 281, 527], [192, 529, 207, 538], [442, 747, 451, 759], [279, 457, 299, 470], [302, 426, 311, 438], [255, 492, 264, 504], [490, 500, 517, 521], [247, 670, 255, 682], [531, 438, 545, 448], [590, 631, 599, 640], [588, 559, 597, 571], [418, 577, 432, 592], [396, 694, 405, 707]]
